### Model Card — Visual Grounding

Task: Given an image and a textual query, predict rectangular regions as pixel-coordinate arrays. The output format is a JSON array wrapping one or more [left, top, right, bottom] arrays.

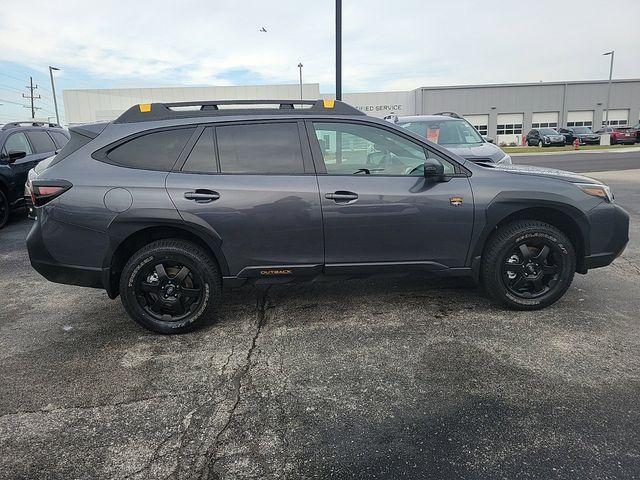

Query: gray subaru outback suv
[[27, 99, 629, 333]]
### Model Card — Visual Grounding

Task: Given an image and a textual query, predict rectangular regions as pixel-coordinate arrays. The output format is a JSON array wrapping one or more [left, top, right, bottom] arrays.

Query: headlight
[[543, 136, 550, 142], [575, 183, 614, 202], [497, 153, 512, 164]]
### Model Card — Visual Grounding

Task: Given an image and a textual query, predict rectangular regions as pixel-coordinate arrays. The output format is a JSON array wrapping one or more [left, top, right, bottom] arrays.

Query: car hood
[[443, 142, 505, 162], [483, 163, 603, 184], [575, 133, 599, 138]]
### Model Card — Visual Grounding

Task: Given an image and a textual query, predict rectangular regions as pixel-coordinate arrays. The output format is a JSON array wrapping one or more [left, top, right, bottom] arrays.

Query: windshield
[[539, 128, 559, 135], [572, 127, 592, 134], [400, 119, 483, 146]]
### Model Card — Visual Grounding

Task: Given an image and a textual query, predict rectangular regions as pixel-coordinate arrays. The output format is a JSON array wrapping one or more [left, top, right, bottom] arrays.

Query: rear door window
[[26, 131, 57, 153], [106, 128, 195, 171], [216, 123, 304, 174]]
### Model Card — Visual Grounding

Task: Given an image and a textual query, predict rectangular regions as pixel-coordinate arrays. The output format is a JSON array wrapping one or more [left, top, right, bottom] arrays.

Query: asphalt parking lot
[[1, 163, 639, 479]]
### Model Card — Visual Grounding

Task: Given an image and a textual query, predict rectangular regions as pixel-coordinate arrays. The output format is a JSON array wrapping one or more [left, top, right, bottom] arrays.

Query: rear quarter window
[[49, 131, 70, 149], [106, 128, 195, 171]]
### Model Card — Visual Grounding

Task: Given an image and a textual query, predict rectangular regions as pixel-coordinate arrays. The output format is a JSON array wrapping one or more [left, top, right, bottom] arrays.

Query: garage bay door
[[567, 111, 593, 127], [496, 113, 523, 145], [532, 112, 558, 129], [602, 109, 629, 126], [463, 114, 488, 136]]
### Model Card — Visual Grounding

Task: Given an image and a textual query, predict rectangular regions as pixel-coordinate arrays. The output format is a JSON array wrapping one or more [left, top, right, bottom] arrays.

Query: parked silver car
[[385, 113, 512, 164]]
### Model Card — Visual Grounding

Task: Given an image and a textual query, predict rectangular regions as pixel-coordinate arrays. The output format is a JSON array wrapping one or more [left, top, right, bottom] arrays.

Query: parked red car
[[596, 126, 636, 145]]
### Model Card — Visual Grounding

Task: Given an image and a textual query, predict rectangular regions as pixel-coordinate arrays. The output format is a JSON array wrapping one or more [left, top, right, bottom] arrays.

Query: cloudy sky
[[0, 0, 638, 123]]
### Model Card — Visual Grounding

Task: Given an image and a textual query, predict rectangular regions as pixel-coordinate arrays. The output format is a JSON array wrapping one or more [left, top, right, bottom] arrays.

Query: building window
[[497, 124, 523, 135], [567, 121, 592, 127], [472, 124, 488, 136], [531, 122, 558, 129], [602, 119, 627, 126]]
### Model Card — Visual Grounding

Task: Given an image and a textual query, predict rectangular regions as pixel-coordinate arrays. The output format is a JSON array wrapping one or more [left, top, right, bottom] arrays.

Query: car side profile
[[556, 126, 600, 145], [595, 126, 636, 145], [27, 100, 629, 333], [526, 128, 565, 147], [0, 121, 69, 228]]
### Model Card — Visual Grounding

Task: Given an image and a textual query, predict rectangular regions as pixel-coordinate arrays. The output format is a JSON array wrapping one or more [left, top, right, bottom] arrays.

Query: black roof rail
[[114, 99, 365, 124], [1, 121, 62, 131]]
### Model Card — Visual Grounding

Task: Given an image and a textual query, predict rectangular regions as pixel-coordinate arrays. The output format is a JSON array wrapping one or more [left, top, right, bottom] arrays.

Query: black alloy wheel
[[135, 260, 205, 322], [502, 241, 561, 299], [482, 220, 576, 310], [119, 239, 221, 333]]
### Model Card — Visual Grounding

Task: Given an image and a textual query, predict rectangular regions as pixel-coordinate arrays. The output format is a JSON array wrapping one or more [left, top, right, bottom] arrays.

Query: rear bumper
[[581, 202, 629, 271], [27, 219, 111, 292]]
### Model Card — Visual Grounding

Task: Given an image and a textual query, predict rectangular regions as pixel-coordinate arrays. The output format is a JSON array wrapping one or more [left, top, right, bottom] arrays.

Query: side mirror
[[423, 157, 445, 179], [7, 150, 27, 163], [483, 136, 494, 144]]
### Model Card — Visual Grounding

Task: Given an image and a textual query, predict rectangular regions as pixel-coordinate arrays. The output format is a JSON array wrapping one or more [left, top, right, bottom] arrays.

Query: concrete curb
[[509, 147, 640, 157]]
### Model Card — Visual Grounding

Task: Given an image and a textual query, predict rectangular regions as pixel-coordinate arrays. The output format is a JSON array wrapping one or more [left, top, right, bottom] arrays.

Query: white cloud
[[0, 0, 638, 92]]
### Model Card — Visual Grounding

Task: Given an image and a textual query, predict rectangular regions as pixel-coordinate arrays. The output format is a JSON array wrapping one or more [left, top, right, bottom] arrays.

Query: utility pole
[[49, 66, 60, 125], [297, 62, 304, 104], [335, 0, 342, 100], [603, 51, 614, 128], [22, 76, 41, 119]]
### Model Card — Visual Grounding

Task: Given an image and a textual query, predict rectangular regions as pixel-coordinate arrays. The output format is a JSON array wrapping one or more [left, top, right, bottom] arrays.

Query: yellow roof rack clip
[[139, 103, 151, 113], [323, 99, 335, 109]]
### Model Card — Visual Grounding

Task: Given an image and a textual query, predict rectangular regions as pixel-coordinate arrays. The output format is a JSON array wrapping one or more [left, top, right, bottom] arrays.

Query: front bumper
[[581, 202, 629, 271], [27, 219, 111, 291]]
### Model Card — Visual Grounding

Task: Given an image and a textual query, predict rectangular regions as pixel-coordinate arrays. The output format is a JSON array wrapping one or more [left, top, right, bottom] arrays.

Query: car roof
[[114, 99, 365, 124]]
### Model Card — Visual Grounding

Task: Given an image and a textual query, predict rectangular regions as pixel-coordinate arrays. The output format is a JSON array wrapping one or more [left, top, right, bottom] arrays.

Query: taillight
[[31, 180, 72, 207]]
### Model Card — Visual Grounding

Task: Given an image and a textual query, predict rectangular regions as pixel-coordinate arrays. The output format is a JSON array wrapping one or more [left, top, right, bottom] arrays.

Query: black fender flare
[[102, 208, 230, 296], [469, 191, 591, 275]]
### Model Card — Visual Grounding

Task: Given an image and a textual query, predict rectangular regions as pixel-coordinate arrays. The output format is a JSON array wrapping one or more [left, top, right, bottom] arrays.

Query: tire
[[0, 189, 9, 229], [119, 239, 222, 334], [538, 139, 544, 147], [481, 220, 576, 310]]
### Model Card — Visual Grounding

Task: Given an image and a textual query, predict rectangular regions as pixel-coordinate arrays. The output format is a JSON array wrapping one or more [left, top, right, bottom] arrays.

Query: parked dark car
[[526, 128, 565, 147], [27, 99, 629, 333], [595, 126, 636, 145], [627, 123, 640, 143], [557, 126, 601, 145], [0, 122, 69, 228]]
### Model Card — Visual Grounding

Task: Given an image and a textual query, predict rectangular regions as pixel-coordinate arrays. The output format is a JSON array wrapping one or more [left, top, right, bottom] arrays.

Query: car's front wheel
[[0, 190, 9, 229], [481, 220, 576, 310], [119, 239, 222, 334], [538, 139, 544, 147]]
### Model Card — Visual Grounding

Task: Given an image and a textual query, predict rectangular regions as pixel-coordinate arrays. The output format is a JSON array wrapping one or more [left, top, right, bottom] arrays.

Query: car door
[[0, 131, 37, 195], [306, 120, 474, 272], [166, 121, 324, 278]]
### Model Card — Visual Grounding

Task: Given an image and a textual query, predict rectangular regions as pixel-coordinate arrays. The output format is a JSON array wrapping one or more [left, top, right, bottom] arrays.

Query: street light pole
[[298, 62, 303, 104], [603, 51, 614, 128], [335, 0, 342, 100], [49, 66, 60, 125]]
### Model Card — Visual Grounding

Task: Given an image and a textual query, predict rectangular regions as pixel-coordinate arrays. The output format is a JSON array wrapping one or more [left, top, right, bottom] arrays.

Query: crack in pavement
[[196, 287, 271, 480]]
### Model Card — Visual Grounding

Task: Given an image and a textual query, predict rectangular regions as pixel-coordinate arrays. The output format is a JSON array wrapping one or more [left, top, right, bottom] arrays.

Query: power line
[[0, 83, 24, 93], [0, 71, 25, 83], [0, 97, 29, 107]]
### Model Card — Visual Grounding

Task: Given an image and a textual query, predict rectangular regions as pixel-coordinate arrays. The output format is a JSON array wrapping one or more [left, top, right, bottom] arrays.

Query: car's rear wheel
[[0, 190, 9, 229], [482, 220, 576, 310], [119, 239, 221, 334]]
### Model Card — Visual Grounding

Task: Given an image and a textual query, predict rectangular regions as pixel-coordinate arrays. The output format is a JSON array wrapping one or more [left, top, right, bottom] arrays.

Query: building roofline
[[416, 78, 640, 91]]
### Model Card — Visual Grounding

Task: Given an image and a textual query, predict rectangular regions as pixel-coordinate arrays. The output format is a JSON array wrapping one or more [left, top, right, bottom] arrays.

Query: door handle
[[325, 191, 359, 203], [184, 190, 220, 203]]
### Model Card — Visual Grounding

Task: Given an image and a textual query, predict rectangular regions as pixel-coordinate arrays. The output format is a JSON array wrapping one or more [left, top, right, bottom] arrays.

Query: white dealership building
[[63, 78, 640, 145]]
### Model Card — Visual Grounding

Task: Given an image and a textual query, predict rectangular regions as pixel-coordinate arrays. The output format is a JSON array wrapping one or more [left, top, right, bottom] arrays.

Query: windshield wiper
[[353, 168, 385, 175]]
